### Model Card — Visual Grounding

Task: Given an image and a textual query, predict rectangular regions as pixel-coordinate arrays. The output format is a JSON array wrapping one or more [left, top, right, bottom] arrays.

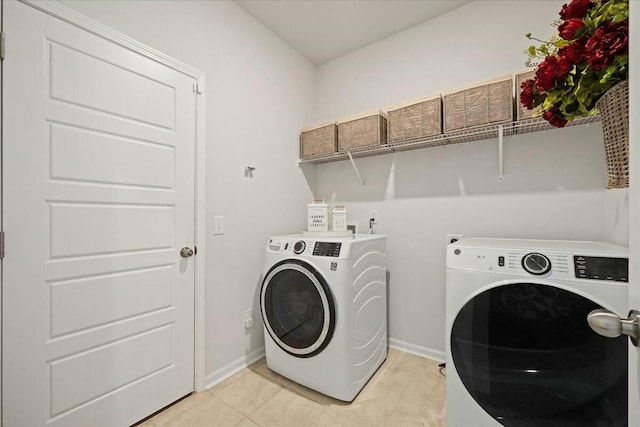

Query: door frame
[[5, 0, 208, 393], [628, 1, 639, 422]]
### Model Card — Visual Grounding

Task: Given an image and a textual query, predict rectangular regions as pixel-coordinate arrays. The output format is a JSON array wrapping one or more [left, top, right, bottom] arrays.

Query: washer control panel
[[313, 242, 342, 257], [267, 237, 348, 259], [574, 256, 628, 282]]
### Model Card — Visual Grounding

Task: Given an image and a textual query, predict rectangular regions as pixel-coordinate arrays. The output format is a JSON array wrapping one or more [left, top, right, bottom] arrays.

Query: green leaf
[[600, 65, 618, 83]]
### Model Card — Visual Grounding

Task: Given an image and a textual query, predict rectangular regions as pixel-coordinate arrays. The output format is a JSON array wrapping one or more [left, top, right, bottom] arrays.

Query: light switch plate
[[213, 216, 225, 235]]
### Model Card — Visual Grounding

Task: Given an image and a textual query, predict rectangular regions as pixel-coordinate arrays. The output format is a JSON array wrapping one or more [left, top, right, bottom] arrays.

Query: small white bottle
[[332, 205, 347, 232]]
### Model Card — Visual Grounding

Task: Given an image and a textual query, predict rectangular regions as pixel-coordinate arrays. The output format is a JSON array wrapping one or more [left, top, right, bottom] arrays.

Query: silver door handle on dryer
[[587, 309, 640, 346]]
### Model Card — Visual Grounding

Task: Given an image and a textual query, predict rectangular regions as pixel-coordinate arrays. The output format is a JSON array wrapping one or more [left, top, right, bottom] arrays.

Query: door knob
[[587, 309, 640, 346], [180, 247, 194, 258]]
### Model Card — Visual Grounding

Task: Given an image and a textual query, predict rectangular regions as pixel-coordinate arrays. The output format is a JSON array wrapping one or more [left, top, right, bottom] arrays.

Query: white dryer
[[261, 234, 387, 402], [446, 238, 628, 427]]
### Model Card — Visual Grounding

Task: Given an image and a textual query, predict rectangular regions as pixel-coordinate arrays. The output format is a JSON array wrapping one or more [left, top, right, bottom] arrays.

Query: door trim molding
[[18, 0, 207, 392], [20, 0, 204, 80]]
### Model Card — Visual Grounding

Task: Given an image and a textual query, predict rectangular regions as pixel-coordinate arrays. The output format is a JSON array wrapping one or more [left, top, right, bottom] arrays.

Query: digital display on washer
[[574, 256, 628, 282], [313, 242, 341, 257]]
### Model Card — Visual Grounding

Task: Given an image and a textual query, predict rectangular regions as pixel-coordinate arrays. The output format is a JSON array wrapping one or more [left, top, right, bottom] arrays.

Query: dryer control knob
[[522, 252, 551, 275], [293, 241, 306, 254]]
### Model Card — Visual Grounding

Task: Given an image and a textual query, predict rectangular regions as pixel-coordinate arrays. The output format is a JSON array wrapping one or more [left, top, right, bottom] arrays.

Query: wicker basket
[[515, 69, 540, 120], [387, 95, 442, 143], [595, 80, 629, 189], [338, 110, 387, 152], [300, 122, 338, 159], [443, 76, 513, 132]]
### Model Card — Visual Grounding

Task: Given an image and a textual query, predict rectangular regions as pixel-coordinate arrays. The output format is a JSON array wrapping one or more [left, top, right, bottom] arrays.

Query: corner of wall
[[603, 188, 630, 246], [205, 346, 265, 390]]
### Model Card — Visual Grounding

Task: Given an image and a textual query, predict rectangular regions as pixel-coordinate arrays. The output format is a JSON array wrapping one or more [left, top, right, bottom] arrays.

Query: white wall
[[58, 0, 630, 377], [604, 189, 629, 246], [60, 0, 316, 383], [313, 0, 627, 358]]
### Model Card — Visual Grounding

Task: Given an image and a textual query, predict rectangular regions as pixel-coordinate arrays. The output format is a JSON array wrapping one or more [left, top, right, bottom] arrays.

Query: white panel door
[[3, 2, 196, 426]]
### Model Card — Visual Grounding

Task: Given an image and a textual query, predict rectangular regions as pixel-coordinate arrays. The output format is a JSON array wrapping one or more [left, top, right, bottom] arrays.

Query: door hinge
[[0, 231, 5, 259], [192, 81, 203, 95], [1, 32, 5, 61]]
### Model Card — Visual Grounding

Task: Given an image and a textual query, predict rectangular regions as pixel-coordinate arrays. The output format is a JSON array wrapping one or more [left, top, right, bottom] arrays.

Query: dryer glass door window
[[261, 260, 335, 358], [451, 283, 627, 427]]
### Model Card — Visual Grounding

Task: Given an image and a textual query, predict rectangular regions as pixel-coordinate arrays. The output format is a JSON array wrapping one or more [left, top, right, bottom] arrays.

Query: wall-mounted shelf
[[297, 115, 601, 165]]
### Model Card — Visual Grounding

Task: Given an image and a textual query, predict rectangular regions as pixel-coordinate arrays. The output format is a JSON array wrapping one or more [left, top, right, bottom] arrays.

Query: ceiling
[[235, 0, 472, 65]]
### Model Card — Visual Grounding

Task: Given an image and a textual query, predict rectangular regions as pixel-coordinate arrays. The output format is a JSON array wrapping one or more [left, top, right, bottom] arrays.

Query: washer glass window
[[261, 260, 335, 358], [451, 283, 627, 426]]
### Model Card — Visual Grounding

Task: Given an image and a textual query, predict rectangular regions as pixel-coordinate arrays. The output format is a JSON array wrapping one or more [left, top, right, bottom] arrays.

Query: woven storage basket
[[338, 110, 387, 152], [515, 69, 540, 120], [595, 80, 629, 189], [300, 122, 338, 159], [443, 76, 513, 132], [387, 95, 442, 143]]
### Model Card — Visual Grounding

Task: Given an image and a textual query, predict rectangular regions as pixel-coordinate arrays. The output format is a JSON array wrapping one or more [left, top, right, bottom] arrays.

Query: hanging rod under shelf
[[297, 115, 600, 165]]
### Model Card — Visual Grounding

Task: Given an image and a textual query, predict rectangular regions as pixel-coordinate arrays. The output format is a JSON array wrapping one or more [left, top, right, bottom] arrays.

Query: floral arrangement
[[520, 0, 629, 127]]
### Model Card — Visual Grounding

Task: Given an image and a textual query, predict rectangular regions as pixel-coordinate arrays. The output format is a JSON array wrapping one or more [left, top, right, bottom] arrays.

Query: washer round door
[[261, 259, 336, 358], [451, 283, 627, 427]]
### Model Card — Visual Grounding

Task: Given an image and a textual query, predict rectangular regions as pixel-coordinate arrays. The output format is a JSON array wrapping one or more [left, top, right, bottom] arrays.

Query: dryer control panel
[[574, 256, 628, 282], [447, 238, 629, 284]]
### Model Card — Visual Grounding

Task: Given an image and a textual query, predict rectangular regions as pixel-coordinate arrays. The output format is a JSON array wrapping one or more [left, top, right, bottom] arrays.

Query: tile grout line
[[244, 385, 289, 426]]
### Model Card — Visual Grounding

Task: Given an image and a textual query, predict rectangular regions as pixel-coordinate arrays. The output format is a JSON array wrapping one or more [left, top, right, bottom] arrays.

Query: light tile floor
[[137, 348, 446, 427]]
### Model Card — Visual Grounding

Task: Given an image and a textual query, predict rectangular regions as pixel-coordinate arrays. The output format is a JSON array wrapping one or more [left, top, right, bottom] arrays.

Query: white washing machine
[[260, 234, 387, 402], [446, 238, 629, 427]]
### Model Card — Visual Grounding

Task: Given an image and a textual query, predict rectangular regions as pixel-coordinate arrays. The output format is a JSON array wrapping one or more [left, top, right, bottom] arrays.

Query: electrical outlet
[[243, 309, 253, 329], [446, 233, 463, 245]]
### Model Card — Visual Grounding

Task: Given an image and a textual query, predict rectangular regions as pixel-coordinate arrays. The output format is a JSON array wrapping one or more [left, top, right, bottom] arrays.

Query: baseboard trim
[[389, 338, 445, 363], [204, 341, 443, 389], [204, 346, 265, 390]]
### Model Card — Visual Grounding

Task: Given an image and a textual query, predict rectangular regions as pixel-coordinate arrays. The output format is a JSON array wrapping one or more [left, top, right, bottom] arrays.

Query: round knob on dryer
[[293, 241, 306, 254], [521, 252, 551, 275]]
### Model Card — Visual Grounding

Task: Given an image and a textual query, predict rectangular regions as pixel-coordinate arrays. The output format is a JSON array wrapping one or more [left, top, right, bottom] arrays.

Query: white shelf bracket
[[498, 125, 504, 181], [347, 151, 366, 190]]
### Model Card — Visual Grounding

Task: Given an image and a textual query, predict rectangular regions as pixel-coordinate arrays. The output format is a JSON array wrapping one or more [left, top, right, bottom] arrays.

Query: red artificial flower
[[520, 79, 537, 109], [535, 56, 572, 92], [586, 19, 629, 70], [558, 38, 589, 64], [559, 0, 591, 20], [543, 108, 568, 128], [558, 18, 585, 40]]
